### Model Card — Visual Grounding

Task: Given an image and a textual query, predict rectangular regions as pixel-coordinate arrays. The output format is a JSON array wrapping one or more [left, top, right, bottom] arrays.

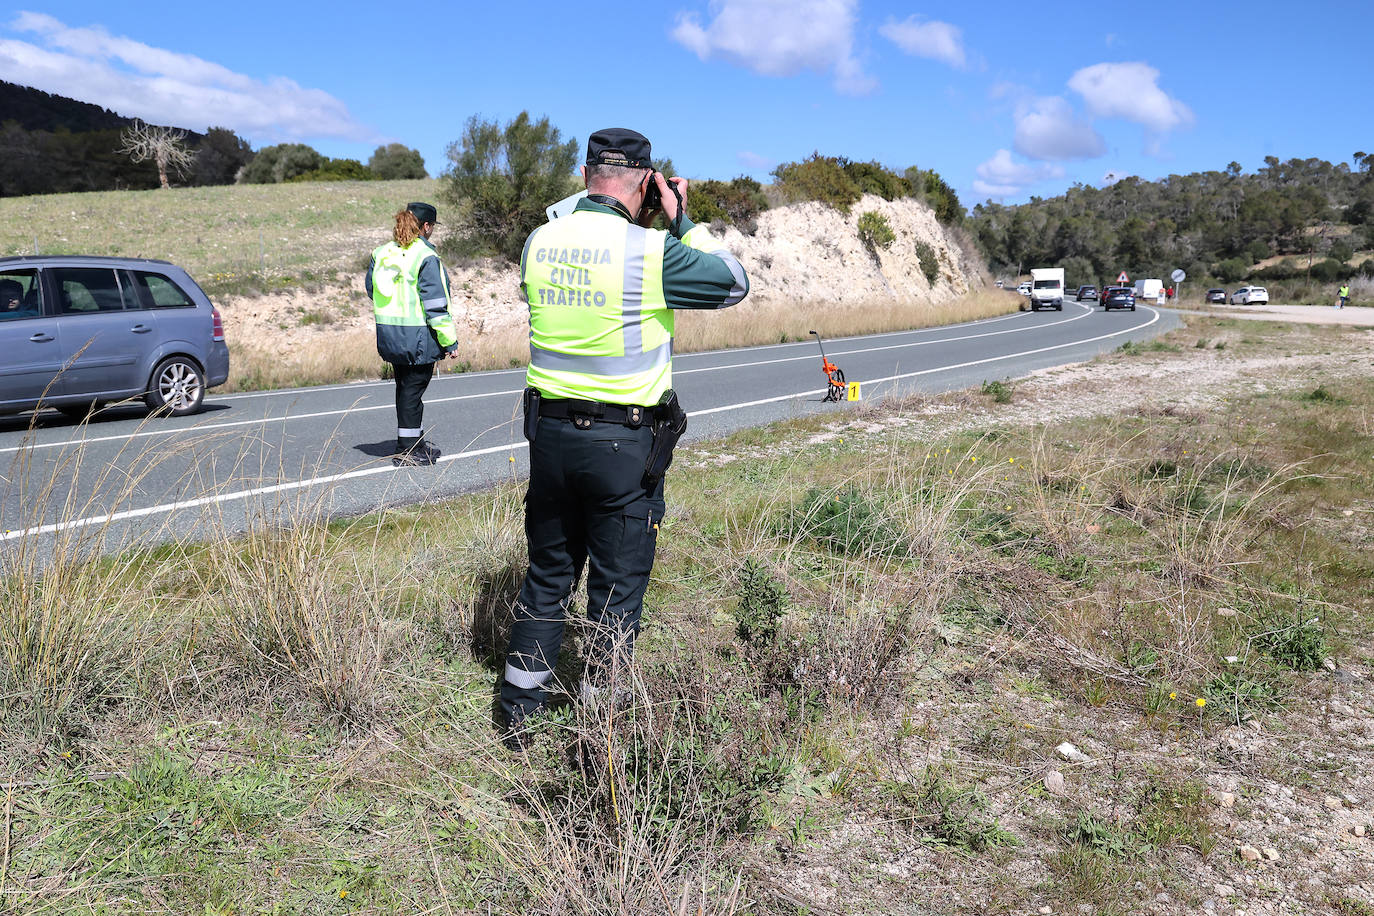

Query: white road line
[[0, 387, 528, 456], [1, 306, 1055, 455], [3, 307, 1159, 541], [693, 306, 1160, 416], [0, 440, 528, 541], [676, 303, 1091, 376]]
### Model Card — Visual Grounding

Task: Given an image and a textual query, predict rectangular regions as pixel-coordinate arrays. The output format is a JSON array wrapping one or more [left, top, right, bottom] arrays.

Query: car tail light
[[211, 306, 225, 342]]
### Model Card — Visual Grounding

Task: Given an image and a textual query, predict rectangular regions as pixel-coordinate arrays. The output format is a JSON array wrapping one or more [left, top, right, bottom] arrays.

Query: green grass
[[0, 179, 437, 296]]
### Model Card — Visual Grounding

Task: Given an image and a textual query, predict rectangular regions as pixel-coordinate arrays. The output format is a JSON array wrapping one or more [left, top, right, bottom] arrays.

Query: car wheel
[[145, 356, 205, 417], [1130, 305, 1136, 311]]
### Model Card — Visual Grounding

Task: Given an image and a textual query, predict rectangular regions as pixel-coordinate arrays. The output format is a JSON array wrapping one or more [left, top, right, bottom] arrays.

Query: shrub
[[1309, 258, 1348, 283], [1215, 257, 1250, 283], [771, 153, 862, 213], [907, 167, 964, 224], [914, 240, 940, 284], [368, 143, 427, 179], [842, 160, 910, 200], [857, 210, 896, 252], [980, 379, 1013, 403], [240, 142, 324, 183], [1252, 614, 1325, 671], [287, 158, 377, 182], [686, 176, 769, 233], [732, 557, 788, 646], [440, 111, 580, 261]]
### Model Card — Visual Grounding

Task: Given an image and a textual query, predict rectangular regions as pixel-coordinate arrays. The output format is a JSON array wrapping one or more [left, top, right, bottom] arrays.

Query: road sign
[[1117, 271, 1130, 284], [1171, 268, 1186, 283]]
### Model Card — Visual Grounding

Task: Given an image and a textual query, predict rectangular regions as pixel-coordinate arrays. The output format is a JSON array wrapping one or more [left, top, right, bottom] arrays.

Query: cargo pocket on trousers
[[621, 497, 666, 578]]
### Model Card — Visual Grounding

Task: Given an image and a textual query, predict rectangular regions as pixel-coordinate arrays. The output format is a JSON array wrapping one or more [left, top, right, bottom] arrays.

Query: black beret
[[407, 201, 438, 224], [586, 128, 651, 168]]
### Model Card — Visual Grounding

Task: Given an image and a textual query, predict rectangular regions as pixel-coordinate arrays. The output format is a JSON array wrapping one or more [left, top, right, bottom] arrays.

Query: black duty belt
[[538, 397, 652, 430]]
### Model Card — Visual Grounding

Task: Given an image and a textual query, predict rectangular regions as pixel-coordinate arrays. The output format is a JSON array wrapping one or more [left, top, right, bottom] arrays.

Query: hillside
[[971, 155, 1374, 301], [0, 81, 222, 196]]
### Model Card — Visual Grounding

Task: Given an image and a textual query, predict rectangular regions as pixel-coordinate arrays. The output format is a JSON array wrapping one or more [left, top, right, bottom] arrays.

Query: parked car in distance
[[1076, 285, 1098, 301], [1230, 285, 1269, 305], [1102, 286, 1136, 311], [0, 255, 229, 418], [1205, 288, 1227, 304], [995, 279, 1004, 288]]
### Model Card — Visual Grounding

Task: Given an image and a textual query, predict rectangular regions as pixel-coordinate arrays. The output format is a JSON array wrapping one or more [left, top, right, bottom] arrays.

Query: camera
[[642, 171, 662, 212], [639, 171, 683, 224]]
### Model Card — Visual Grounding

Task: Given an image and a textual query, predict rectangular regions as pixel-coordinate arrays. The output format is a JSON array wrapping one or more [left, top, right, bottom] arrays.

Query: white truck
[[1029, 267, 1065, 311], [1134, 278, 1164, 306]]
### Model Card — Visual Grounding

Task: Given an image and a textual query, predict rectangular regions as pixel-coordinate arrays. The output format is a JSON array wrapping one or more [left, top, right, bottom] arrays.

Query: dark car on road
[[1076, 285, 1098, 301], [0, 255, 229, 418], [1102, 286, 1136, 311], [1205, 288, 1226, 304]]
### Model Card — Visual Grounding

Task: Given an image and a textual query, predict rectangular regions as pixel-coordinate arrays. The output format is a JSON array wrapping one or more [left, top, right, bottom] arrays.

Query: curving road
[[0, 300, 1178, 552]]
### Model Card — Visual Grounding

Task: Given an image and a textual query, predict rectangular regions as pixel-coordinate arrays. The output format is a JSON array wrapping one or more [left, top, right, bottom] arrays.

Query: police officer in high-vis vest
[[365, 202, 460, 466], [500, 128, 749, 744]]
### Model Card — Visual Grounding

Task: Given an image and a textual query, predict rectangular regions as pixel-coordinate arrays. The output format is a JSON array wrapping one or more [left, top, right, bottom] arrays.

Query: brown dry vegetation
[[225, 288, 1022, 392], [1, 316, 1372, 915]]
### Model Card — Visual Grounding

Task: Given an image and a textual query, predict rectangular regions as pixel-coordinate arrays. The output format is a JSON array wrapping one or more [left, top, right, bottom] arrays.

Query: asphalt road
[[0, 299, 1178, 553]]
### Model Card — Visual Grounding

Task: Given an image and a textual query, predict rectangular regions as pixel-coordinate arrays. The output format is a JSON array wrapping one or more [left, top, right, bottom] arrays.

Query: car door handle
[[131, 324, 153, 334], [29, 333, 55, 342]]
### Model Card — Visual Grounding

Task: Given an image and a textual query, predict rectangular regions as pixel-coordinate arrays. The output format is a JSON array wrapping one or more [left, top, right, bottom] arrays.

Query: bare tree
[[116, 120, 196, 189]]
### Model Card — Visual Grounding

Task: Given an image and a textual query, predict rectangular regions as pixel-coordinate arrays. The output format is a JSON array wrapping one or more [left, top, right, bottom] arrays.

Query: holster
[[643, 389, 687, 483], [522, 387, 541, 443]]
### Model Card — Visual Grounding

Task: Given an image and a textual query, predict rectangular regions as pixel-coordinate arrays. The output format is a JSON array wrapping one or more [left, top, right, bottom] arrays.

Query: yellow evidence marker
[[846, 381, 862, 401]]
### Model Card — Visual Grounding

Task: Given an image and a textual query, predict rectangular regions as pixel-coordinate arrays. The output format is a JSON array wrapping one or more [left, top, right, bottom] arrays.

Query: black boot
[[394, 438, 441, 467]]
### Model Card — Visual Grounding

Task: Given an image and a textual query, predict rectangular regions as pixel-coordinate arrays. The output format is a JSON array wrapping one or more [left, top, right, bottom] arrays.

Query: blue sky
[[1, 1, 1369, 206]]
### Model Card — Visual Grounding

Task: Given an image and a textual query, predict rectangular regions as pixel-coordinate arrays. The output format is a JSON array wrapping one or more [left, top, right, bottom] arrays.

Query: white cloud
[[973, 148, 1063, 198], [1067, 61, 1193, 150], [0, 12, 377, 142], [878, 15, 965, 69], [672, 0, 876, 95], [1013, 95, 1105, 161]]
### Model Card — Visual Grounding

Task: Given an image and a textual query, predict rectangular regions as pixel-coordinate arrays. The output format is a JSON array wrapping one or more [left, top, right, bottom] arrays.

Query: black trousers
[[391, 361, 434, 447], [500, 416, 665, 721]]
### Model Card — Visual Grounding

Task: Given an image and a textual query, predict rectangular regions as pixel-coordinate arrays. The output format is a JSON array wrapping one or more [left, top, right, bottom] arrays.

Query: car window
[[52, 267, 127, 313], [0, 267, 42, 321], [129, 270, 195, 309]]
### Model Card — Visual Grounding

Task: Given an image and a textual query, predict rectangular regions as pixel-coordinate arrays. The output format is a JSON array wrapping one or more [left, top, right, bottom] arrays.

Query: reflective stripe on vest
[[523, 210, 673, 405]]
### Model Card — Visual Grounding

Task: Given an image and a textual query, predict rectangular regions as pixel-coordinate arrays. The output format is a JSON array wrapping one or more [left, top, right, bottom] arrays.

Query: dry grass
[[222, 288, 1021, 391], [2, 317, 1371, 914]]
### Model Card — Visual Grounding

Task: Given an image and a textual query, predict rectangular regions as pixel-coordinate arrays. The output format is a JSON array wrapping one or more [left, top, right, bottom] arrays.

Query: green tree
[[368, 143, 426, 179], [241, 143, 323, 183], [193, 127, 253, 186], [441, 111, 579, 261]]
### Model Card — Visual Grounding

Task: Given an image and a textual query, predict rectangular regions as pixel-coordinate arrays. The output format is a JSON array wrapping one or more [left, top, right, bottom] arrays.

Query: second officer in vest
[[365, 201, 460, 466], [501, 128, 749, 741]]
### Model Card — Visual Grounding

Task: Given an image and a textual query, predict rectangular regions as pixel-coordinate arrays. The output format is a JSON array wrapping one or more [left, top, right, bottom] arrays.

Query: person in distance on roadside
[[499, 127, 749, 748], [365, 202, 462, 466]]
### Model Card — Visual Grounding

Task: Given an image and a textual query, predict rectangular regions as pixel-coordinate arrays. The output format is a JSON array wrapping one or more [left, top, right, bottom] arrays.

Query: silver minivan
[[0, 255, 229, 418]]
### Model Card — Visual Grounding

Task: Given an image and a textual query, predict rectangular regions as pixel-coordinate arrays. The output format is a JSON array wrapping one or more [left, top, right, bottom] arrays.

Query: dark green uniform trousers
[[500, 415, 665, 722]]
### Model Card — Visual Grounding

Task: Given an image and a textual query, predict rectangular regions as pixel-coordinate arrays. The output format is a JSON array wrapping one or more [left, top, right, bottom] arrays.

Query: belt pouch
[[522, 387, 541, 443]]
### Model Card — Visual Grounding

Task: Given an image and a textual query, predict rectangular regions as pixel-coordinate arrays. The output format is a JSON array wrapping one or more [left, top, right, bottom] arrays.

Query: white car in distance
[[1230, 285, 1269, 305]]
